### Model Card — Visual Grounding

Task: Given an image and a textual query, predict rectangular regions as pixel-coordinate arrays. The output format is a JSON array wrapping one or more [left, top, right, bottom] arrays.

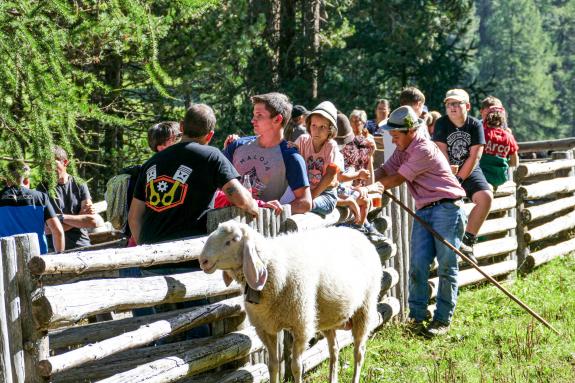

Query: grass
[[305, 255, 575, 382]]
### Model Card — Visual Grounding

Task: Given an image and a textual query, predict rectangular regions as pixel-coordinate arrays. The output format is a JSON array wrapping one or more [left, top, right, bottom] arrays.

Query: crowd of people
[[0, 87, 519, 339]]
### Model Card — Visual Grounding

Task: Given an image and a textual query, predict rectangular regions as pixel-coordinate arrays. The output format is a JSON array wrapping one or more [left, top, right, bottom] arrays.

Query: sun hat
[[292, 105, 308, 119], [306, 101, 338, 128], [443, 88, 470, 103], [334, 113, 355, 147], [381, 105, 425, 131]]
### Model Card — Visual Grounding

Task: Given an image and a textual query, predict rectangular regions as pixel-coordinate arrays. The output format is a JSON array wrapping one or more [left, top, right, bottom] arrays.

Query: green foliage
[[305, 255, 575, 382], [475, 0, 564, 141]]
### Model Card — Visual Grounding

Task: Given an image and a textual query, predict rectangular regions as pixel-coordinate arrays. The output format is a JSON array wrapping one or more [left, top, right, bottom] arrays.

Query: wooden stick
[[384, 190, 560, 335]]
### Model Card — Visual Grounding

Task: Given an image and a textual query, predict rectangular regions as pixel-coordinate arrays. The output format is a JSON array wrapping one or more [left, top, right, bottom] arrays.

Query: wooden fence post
[[13, 234, 49, 382], [1, 238, 14, 383]]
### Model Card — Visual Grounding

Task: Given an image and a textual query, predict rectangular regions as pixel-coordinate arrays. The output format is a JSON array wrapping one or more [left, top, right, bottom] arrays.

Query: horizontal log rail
[[521, 237, 575, 272], [463, 195, 516, 216], [493, 181, 516, 197], [29, 235, 209, 276], [477, 217, 517, 237], [515, 159, 575, 180], [518, 137, 575, 153], [432, 236, 517, 271], [430, 260, 517, 299], [182, 363, 270, 383], [32, 271, 241, 329], [523, 210, 575, 244], [519, 196, 575, 224], [517, 177, 575, 201], [39, 297, 244, 377]]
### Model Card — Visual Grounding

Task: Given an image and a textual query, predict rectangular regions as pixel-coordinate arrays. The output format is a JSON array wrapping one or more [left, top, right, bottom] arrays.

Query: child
[[479, 106, 519, 188], [293, 101, 341, 216]]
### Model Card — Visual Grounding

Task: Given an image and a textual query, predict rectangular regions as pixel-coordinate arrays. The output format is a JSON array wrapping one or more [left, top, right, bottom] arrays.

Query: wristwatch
[[57, 213, 64, 224]]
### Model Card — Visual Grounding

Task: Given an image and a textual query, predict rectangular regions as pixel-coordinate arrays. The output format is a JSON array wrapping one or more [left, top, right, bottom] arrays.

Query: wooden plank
[[517, 177, 575, 201], [477, 217, 517, 237], [473, 236, 517, 260], [38, 297, 244, 376], [32, 271, 241, 330], [518, 137, 575, 153], [179, 363, 269, 383], [524, 210, 575, 244], [283, 209, 342, 233], [0, 238, 15, 383], [28, 235, 209, 276], [493, 180, 516, 197], [519, 196, 575, 224], [515, 159, 575, 180], [521, 237, 575, 272], [463, 195, 516, 216], [14, 234, 48, 383]]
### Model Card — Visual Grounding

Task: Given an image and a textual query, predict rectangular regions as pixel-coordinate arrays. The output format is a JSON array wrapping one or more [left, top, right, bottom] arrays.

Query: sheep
[[199, 220, 383, 383]]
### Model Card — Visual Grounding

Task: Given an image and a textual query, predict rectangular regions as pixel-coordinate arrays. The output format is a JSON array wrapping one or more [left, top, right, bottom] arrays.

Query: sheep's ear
[[242, 238, 267, 291], [222, 270, 233, 287]]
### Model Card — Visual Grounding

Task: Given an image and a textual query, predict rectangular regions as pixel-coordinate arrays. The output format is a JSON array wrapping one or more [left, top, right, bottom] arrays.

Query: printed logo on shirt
[[244, 167, 266, 198], [145, 165, 192, 212], [306, 156, 325, 186], [447, 131, 471, 166]]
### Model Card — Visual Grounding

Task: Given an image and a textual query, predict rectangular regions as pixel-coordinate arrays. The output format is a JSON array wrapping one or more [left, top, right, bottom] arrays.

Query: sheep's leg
[[257, 330, 279, 383], [351, 309, 370, 383], [322, 329, 339, 383], [290, 334, 308, 383]]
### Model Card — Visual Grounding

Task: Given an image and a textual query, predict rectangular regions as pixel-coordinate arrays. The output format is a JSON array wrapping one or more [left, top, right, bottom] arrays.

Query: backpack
[[105, 165, 141, 231]]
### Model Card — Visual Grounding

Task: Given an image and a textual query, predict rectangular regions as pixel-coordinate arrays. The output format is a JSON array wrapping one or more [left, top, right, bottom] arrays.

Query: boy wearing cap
[[374, 105, 466, 337], [433, 89, 493, 261]]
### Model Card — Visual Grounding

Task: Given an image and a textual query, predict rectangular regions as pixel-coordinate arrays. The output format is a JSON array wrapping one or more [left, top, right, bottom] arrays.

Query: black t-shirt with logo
[[133, 141, 239, 245], [433, 115, 485, 166]]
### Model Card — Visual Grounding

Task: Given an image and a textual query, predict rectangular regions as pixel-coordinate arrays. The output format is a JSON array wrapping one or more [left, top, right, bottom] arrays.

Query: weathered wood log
[[517, 177, 575, 201], [520, 196, 575, 224], [88, 230, 123, 246], [38, 296, 244, 376], [93, 327, 264, 383], [381, 267, 400, 295], [0, 237, 25, 382], [493, 180, 516, 197], [430, 260, 517, 298], [0, 238, 15, 383], [14, 234, 49, 383], [552, 151, 574, 178], [473, 236, 518, 260], [41, 270, 120, 287], [284, 207, 344, 232], [523, 210, 575, 244], [462, 195, 516, 216], [521, 237, 575, 272], [515, 159, 575, 180], [28, 235, 209, 276], [180, 363, 270, 383], [372, 215, 391, 233], [518, 137, 575, 153], [32, 271, 241, 329], [477, 217, 517, 237]]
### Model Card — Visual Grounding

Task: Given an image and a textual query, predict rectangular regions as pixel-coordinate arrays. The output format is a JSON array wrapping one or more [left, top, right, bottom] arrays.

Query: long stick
[[383, 190, 560, 335]]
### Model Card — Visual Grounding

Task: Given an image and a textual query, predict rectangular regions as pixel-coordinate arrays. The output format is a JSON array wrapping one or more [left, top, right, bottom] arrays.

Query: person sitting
[[479, 106, 519, 188], [292, 101, 341, 216], [350, 109, 377, 149], [284, 104, 308, 142]]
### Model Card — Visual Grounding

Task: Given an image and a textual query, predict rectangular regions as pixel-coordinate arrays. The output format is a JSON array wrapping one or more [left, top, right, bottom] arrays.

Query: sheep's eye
[[225, 240, 231, 246]]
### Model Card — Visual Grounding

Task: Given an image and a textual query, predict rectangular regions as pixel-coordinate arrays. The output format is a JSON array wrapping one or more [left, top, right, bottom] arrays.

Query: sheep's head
[[199, 220, 268, 291]]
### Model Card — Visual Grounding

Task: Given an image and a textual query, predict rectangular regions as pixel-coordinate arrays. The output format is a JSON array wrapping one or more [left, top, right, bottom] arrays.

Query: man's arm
[[222, 179, 258, 217], [290, 186, 312, 214], [46, 217, 65, 253], [59, 198, 100, 230], [128, 198, 146, 245], [373, 167, 405, 190], [457, 144, 483, 180], [509, 152, 519, 167], [435, 141, 450, 162]]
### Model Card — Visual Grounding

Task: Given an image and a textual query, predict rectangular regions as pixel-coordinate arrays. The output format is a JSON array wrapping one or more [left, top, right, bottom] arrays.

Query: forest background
[[1, 0, 574, 199]]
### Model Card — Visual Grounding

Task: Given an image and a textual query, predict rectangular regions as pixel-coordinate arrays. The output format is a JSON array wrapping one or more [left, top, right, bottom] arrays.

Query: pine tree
[[476, 0, 562, 140]]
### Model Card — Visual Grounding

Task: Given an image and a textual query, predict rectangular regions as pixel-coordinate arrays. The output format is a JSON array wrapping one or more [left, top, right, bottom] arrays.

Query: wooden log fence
[[2, 141, 575, 382]]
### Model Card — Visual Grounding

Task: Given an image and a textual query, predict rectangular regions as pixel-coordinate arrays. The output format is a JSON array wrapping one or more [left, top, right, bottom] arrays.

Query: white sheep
[[199, 220, 383, 383]]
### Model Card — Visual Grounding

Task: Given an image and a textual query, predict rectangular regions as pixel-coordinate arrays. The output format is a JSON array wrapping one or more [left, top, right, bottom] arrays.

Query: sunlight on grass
[[304, 255, 575, 382]]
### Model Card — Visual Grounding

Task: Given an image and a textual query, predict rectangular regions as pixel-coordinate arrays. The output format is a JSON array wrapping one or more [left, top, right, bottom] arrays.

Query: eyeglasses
[[445, 102, 466, 108]]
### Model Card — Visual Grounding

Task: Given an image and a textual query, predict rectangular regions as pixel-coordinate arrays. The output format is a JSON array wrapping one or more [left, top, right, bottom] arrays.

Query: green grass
[[305, 255, 575, 382]]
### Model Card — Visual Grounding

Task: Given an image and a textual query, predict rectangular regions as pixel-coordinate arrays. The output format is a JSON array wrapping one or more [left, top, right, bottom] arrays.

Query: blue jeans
[[408, 201, 466, 324], [311, 187, 337, 216]]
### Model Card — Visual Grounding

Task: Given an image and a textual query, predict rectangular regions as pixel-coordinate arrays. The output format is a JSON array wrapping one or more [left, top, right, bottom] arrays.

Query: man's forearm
[[62, 214, 99, 229], [223, 179, 258, 216]]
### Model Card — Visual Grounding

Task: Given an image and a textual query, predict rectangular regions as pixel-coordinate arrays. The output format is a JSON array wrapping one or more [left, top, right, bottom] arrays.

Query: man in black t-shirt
[[433, 89, 493, 262], [129, 103, 258, 246], [38, 146, 100, 251]]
